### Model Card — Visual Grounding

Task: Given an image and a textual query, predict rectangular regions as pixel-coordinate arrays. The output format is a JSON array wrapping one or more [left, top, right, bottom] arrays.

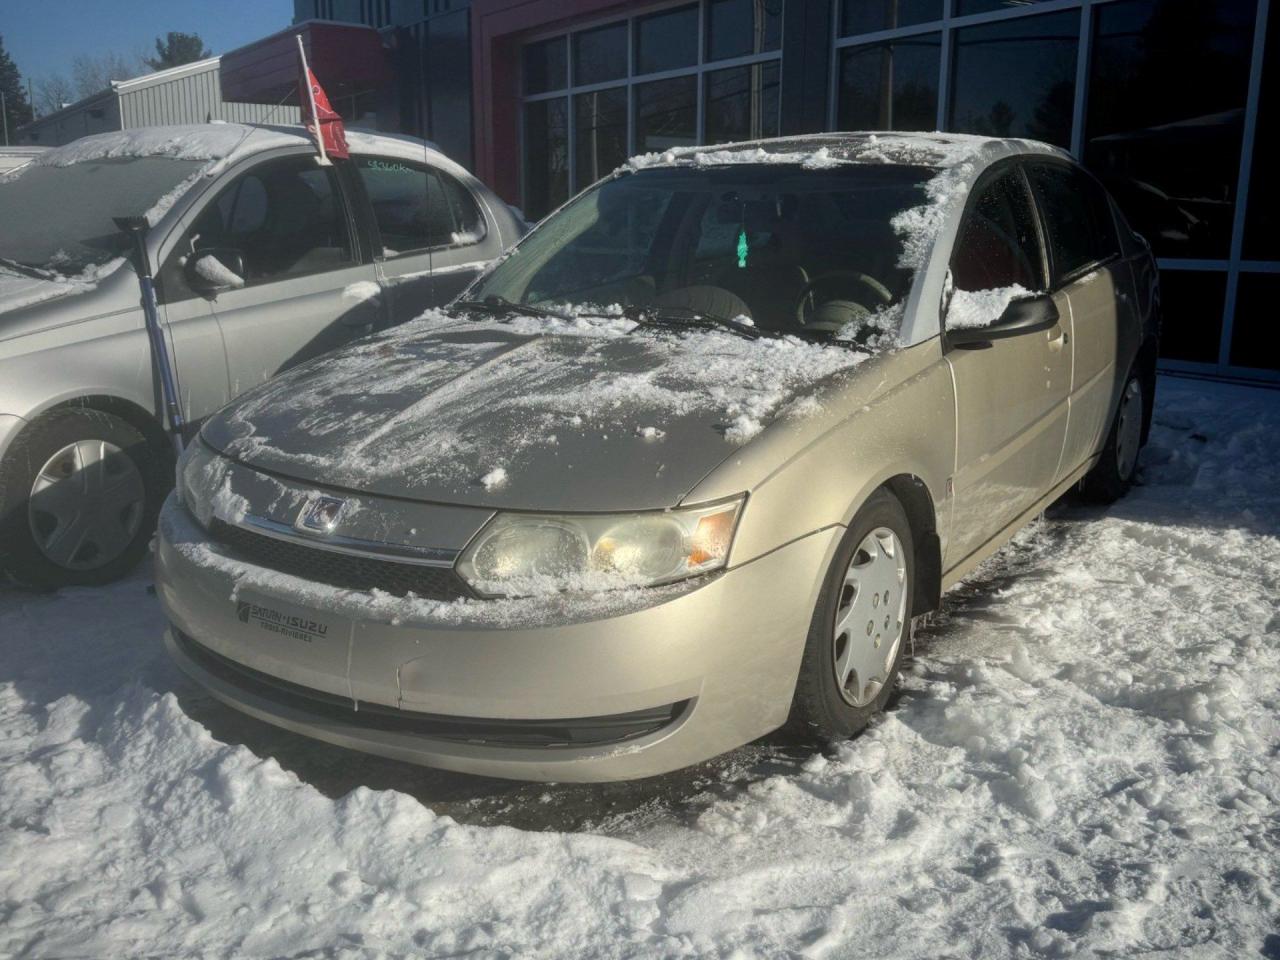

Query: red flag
[[299, 65, 349, 160]]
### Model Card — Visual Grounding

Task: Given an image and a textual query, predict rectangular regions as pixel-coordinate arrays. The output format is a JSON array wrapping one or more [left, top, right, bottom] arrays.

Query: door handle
[[1047, 325, 1068, 352]]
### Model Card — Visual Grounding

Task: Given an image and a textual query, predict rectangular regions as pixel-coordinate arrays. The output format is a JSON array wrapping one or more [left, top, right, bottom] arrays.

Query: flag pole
[[296, 33, 331, 166]]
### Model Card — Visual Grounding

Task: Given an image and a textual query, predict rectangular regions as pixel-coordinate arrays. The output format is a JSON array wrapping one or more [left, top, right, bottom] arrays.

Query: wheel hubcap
[[1115, 378, 1144, 482], [28, 439, 145, 571], [832, 527, 908, 707]]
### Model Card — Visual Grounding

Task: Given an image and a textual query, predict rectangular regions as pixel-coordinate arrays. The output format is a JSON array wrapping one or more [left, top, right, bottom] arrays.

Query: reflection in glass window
[[1243, 1, 1278, 259], [524, 98, 569, 220], [1085, 0, 1257, 259], [705, 62, 781, 144], [956, 0, 1056, 15], [1026, 162, 1120, 281], [950, 11, 1079, 148], [837, 35, 941, 132], [523, 36, 567, 94], [707, 0, 782, 61], [635, 75, 698, 153], [840, 0, 940, 36], [575, 87, 628, 190], [635, 5, 699, 75], [1157, 269, 1225, 363], [1229, 273, 1280, 370], [573, 23, 627, 86]]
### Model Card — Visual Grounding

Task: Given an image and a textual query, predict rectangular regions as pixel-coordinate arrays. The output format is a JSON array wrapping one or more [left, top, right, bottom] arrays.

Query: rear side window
[[355, 156, 486, 256], [1027, 162, 1120, 283], [950, 168, 1044, 294]]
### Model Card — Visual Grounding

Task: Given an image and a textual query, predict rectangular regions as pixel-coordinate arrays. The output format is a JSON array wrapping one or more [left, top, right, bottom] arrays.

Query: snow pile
[[946, 283, 1036, 329], [479, 465, 508, 490], [1, 376, 1278, 957], [191, 253, 245, 290]]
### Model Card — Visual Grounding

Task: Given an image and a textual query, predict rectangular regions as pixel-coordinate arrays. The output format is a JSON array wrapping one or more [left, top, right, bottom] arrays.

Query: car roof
[[27, 123, 460, 176], [621, 131, 1071, 174]]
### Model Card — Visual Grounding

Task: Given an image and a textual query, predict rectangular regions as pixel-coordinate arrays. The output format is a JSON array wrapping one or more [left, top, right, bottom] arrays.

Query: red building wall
[[471, 0, 639, 205]]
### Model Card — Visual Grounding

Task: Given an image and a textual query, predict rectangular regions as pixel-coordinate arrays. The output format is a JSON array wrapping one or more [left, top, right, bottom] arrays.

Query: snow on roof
[[31, 124, 310, 169]]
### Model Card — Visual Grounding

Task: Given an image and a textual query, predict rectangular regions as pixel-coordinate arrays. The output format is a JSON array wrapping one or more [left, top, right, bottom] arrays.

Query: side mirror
[[185, 248, 246, 294], [947, 293, 1060, 349]]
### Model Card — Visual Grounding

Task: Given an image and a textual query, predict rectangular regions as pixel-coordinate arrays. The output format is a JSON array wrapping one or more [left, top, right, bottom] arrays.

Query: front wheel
[[788, 489, 915, 741], [0, 409, 165, 588], [1081, 373, 1145, 504]]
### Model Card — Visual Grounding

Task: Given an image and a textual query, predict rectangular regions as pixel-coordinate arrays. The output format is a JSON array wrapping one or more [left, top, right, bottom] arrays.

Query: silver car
[[157, 133, 1159, 781], [0, 124, 523, 586]]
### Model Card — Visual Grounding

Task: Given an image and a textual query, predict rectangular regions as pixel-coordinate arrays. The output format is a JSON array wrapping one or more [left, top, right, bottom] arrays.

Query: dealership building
[[274, 0, 1276, 381]]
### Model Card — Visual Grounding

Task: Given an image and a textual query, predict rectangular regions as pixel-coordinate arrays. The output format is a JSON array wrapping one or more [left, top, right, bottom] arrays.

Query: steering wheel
[[795, 270, 894, 327]]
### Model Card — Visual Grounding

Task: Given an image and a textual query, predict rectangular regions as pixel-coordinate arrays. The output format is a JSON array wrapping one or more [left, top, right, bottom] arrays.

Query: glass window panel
[[957, 0, 1057, 16], [950, 11, 1079, 148], [523, 98, 569, 221], [573, 23, 627, 86], [1229, 273, 1280, 371], [1243, 1, 1278, 259], [836, 35, 941, 132], [523, 36, 567, 94], [1026, 162, 1120, 281], [841, 0, 941, 36], [355, 157, 452, 254], [574, 87, 629, 190], [707, 0, 782, 61], [950, 170, 1044, 297], [705, 62, 781, 144], [635, 5, 699, 75], [1085, 0, 1257, 259], [1157, 269, 1226, 364], [634, 75, 698, 153]]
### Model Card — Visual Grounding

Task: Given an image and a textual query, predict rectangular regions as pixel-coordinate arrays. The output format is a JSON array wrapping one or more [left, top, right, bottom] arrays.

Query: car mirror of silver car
[[946, 293, 1060, 350], [184, 248, 247, 296]]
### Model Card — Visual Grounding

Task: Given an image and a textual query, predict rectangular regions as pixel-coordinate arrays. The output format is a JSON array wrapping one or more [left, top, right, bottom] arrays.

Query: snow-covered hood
[[201, 309, 871, 512], [0, 260, 126, 321]]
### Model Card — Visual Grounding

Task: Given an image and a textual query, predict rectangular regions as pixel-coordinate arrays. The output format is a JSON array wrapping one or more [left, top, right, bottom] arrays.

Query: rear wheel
[[1081, 373, 1145, 504], [0, 409, 164, 588], [789, 489, 914, 740]]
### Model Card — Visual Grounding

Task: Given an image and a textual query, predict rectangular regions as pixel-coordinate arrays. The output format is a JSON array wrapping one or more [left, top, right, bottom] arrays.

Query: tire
[[789, 489, 915, 741], [1080, 372, 1145, 504], [0, 408, 166, 588]]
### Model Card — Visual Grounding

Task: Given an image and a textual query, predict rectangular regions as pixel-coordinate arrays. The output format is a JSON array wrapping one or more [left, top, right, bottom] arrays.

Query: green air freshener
[[737, 229, 748, 268]]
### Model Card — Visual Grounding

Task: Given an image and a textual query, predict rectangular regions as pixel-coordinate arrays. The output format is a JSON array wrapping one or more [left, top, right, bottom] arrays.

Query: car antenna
[[114, 216, 185, 456]]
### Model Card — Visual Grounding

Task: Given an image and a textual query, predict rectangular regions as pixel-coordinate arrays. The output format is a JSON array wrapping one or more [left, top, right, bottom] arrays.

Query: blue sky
[[2, 0, 295, 86]]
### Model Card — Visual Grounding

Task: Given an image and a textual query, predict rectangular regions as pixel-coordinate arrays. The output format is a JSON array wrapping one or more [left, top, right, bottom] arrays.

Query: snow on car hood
[[0, 259, 125, 317], [200, 308, 872, 512]]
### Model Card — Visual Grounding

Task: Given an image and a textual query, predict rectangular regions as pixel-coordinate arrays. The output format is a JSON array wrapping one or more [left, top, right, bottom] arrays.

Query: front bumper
[[156, 496, 840, 781]]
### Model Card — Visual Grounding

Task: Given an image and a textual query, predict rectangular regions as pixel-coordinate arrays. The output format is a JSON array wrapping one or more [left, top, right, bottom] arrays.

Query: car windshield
[[468, 163, 936, 341], [0, 156, 207, 273]]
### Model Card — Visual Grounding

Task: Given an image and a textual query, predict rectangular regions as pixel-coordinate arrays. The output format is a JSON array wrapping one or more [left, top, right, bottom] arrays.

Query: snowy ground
[[1, 375, 1277, 959]]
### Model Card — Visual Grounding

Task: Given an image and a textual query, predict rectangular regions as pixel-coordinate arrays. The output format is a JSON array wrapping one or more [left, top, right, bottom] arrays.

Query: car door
[[160, 154, 381, 399], [1024, 161, 1129, 480], [352, 155, 497, 324], [944, 163, 1072, 565]]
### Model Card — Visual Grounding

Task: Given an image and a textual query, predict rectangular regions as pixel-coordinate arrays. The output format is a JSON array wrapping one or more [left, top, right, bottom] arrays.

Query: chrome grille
[[210, 519, 472, 600]]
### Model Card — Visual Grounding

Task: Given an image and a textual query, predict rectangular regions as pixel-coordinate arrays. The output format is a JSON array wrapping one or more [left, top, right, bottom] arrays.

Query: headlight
[[457, 497, 744, 597], [175, 439, 226, 530]]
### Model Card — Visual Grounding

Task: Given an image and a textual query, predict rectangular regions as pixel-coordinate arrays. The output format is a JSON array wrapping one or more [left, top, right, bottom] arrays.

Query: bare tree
[[70, 51, 144, 99], [34, 73, 75, 115]]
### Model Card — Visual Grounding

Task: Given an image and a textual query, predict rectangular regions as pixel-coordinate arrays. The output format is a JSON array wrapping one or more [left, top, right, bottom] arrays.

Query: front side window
[[1026, 162, 1119, 283], [168, 156, 354, 297], [947, 168, 1044, 329], [469, 162, 934, 342]]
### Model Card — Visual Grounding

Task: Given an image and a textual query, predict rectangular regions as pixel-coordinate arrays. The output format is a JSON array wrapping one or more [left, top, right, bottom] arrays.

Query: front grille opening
[[210, 519, 472, 600], [176, 630, 687, 748]]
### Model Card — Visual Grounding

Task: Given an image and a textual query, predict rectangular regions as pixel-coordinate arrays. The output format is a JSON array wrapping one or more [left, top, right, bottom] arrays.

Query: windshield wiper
[[0, 256, 56, 281], [622, 305, 763, 340], [454, 295, 558, 320]]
